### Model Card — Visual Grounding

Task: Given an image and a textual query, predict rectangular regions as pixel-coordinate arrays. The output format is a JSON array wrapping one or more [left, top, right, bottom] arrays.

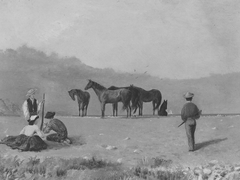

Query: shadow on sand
[[46, 135, 86, 150], [195, 138, 228, 151]]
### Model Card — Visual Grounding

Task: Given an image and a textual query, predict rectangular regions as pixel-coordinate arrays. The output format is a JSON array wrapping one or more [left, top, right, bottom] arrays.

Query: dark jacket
[[181, 102, 200, 121], [44, 118, 68, 138], [27, 98, 37, 115]]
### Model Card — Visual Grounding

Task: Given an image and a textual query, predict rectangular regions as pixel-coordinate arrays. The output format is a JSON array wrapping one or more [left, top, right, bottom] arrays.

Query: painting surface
[[0, 0, 240, 179]]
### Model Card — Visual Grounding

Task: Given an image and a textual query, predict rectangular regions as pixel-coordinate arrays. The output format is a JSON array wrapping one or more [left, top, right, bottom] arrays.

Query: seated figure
[[0, 115, 47, 151], [43, 112, 71, 144]]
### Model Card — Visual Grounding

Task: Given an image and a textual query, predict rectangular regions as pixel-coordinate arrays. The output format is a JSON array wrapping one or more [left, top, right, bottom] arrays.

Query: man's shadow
[[195, 138, 227, 151]]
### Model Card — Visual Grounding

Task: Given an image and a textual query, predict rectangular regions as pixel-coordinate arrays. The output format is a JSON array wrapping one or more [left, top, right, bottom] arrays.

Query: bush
[[0, 155, 191, 180], [132, 157, 189, 180]]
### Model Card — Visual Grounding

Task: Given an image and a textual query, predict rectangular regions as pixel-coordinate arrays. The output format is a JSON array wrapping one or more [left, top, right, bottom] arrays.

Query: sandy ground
[[0, 115, 240, 168]]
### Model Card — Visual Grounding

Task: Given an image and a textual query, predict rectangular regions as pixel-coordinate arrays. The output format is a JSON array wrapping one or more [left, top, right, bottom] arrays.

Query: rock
[[220, 171, 227, 177], [24, 172, 32, 179], [203, 168, 212, 175], [117, 158, 122, 163], [225, 171, 240, 180], [194, 167, 203, 176], [234, 166, 240, 171], [225, 165, 234, 172], [106, 145, 117, 150], [212, 164, 223, 171], [101, 144, 108, 148], [83, 156, 89, 160], [197, 174, 203, 180], [67, 170, 79, 177], [208, 172, 221, 180], [209, 160, 218, 166], [133, 149, 141, 153]]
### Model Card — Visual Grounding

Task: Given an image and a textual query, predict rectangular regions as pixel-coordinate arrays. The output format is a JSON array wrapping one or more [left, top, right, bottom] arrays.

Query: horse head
[[85, 79, 93, 90], [68, 89, 76, 101]]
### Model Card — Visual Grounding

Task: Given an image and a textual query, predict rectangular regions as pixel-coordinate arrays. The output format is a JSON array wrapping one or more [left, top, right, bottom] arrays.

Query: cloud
[[0, 0, 239, 79]]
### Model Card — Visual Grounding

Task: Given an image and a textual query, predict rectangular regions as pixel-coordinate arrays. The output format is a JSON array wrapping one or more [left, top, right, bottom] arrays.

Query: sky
[[0, 0, 240, 79]]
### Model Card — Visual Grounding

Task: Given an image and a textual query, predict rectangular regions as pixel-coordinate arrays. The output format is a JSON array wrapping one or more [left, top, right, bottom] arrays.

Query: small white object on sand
[[106, 145, 117, 150]]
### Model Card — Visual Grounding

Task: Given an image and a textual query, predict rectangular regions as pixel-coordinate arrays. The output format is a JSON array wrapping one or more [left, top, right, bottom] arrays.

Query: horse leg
[[84, 106, 87, 116], [138, 105, 141, 116], [116, 103, 118, 117], [126, 101, 131, 117], [139, 102, 143, 116], [81, 107, 84, 117], [85, 103, 89, 116], [129, 105, 131, 117], [101, 103, 105, 118], [112, 104, 115, 116], [80, 103, 84, 117], [83, 105, 85, 117], [78, 102, 81, 116], [152, 101, 155, 115]]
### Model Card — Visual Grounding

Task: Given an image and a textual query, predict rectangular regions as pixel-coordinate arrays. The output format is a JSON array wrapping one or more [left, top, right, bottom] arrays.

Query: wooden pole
[[40, 93, 45, 130]]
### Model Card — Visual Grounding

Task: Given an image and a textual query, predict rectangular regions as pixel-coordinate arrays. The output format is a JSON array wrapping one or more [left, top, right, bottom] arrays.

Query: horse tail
[[154, 91, 162, 111], [131, 93, 140, 113], [122, 90, 132, 111]]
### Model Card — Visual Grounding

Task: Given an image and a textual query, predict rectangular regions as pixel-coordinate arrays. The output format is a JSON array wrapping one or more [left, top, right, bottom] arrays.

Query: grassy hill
[[0, 46, 239, 116]]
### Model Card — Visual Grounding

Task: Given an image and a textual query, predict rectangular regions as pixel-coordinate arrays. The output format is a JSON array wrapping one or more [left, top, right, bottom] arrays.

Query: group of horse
[[68, 79, 168, 118]]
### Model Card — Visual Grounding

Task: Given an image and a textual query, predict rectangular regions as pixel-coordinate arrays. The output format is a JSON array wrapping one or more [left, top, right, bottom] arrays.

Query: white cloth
[[22, 99, 42, 121], [19, 125, 44, 138], [29, 115, 39, 121]]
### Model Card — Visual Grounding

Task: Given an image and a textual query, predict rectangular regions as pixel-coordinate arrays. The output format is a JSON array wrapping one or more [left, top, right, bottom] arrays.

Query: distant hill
[[0, 99, 21, 116], [0, 46, 239, 117]]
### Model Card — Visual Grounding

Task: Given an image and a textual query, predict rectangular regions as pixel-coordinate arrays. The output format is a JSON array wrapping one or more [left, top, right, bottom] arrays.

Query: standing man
[[22, 88, 44, 122], [181, 92, 201, 152]]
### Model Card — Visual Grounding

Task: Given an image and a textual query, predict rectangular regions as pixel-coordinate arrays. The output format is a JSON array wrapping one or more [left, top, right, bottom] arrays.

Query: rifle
[[178, 110, 202, 128], [40, 93, 45, 130]]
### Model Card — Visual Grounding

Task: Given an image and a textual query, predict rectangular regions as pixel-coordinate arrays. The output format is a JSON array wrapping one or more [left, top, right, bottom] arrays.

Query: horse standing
[[68, 89, 90, 117], [84, 80, 132, 118], [130, 85, 162, 116], [158, 100, 168, 116], [107, 85, 140, 117]]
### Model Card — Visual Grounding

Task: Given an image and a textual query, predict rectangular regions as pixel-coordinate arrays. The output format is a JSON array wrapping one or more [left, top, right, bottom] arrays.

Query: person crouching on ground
[[181, 92, 201, 152], [0, 115, 47, 151], [43, 111, 72, 145]]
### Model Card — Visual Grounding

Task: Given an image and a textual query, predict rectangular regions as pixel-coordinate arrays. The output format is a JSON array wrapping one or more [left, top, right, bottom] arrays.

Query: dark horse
[[84, 80, 132, 118], [158, 100, 168, 116], [107, 85, 140, 117], [130, 85, 162, 116], [68, 89, 90, 117]]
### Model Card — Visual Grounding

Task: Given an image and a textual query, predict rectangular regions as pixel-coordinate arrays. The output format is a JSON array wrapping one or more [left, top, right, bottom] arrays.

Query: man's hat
[[26, 88, 37, 97], [45, 111, 55, 119], [29, 115, 39, 121], [183, 92, 194, 98]]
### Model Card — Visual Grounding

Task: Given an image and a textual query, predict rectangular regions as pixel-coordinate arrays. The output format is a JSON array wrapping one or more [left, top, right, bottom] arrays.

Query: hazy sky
[[0, 0, 240, 79]]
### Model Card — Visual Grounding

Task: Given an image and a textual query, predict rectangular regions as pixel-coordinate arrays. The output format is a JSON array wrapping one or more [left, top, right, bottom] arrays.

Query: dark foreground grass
[[0, 155, 190, 180]]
